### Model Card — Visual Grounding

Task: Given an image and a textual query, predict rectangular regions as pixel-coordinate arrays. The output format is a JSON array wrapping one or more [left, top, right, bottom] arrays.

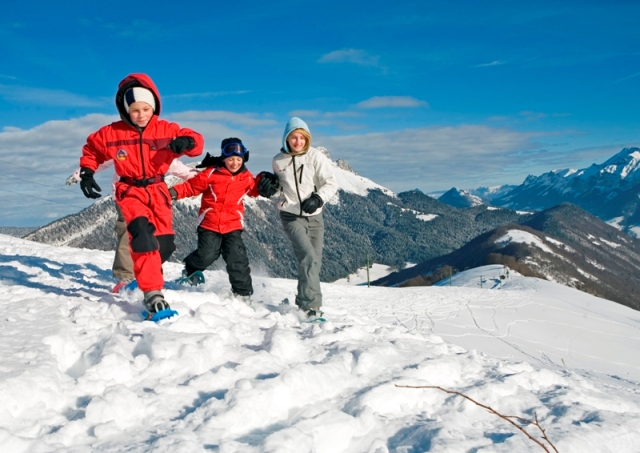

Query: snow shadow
[[0, 254, 112, 298], [387, 423, 438, 452]]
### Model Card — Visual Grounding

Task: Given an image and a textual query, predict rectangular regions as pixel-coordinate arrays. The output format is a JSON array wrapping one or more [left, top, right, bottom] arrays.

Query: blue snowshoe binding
[[176, 270, 205, 286], [142, 291, 177, 322]]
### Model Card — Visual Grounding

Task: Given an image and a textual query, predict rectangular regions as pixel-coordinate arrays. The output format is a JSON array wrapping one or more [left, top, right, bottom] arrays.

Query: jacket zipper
[[138, 127, 152, 206], [138, 127, 146, 179], [292, 156, 304, 216]]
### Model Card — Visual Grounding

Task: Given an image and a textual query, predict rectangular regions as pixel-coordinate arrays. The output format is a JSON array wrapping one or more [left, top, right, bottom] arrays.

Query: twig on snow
[[395, 384, 559, 453]]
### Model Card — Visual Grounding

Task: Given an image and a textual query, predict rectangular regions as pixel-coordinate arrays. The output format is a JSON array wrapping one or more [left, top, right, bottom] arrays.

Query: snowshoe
[[125, 280, 139, 291], [302, 308, 326, 323], [142, 291, 177, 322], [233, 293, 255, 310], [176, 270, 205, 286], [111, 280, 129, 293]]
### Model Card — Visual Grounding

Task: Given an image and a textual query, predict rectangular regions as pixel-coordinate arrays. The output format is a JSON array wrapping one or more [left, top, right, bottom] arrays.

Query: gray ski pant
[[113, 204, 134, 281], [280, 211, 324, 310]]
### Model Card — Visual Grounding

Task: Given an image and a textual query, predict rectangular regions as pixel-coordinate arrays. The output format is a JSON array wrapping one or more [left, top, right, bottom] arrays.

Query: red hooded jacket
[[80, 73, 203, 183], [172, 165, 260, 234]]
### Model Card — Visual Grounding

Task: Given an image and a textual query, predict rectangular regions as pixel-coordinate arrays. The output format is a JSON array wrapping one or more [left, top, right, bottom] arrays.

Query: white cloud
[[289, 110, 362, 119], [164, 91, 251, 100], [614, 71, 640, 84], [356, 96, 428, 109], [317, 125, 545, 191], [289, 109, 322, 118], [475, 60, 506, 67], [0, 84, 105, 107], [318, 49, 380, 67], [519, 110, 548, 121], [167, 111, 278, 128]]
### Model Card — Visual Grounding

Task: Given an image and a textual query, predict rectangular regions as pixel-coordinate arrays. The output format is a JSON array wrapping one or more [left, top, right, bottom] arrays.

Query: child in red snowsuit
[[169, 138, 275, 299], [78, 73, 204, 316]]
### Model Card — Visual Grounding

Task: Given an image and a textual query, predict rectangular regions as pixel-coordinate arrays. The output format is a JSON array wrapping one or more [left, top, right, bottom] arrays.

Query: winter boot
[[233, 292, 253, 305], [305, 308, 324, 321], [143, 290, 170, 315], [177, 269, 205, 286]]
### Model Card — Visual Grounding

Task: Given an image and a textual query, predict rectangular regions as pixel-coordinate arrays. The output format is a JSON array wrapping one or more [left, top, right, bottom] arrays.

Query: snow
[[599, 238, 621, 249], [629, 225, 640, 238], [620, 151, 640, 179], [544, 237, 564, 248], [333, 263, 416, 286], [1, 235, 640, 452], [416, 214, 437, 222], [329, 161, 394, 200], [495, 229, 555, 254], [386, 204, 438, 222], [545, 236, 576, 253], [399, 208, 438, 222], [607, 216, 625, 231]]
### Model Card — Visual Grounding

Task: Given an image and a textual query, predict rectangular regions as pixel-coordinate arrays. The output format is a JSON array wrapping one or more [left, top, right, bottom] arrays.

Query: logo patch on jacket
[[116, 149, 128, 161]]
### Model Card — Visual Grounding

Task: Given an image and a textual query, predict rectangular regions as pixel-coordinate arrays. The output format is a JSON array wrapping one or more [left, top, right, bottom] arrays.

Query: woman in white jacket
[[269, 117, 338, 319]]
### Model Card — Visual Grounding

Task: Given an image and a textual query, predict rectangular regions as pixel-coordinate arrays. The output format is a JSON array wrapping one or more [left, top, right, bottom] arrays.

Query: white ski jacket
[[272, 146, 338, 216]]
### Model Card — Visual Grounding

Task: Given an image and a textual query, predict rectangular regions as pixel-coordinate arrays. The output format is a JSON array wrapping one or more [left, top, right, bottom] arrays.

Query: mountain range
[[441, 147, 640, 236], [371, 203, 640, 310]]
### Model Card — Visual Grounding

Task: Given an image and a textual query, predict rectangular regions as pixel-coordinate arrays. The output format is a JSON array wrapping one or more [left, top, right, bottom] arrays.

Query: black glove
[[196, 152, 223, 168], [301, 193, 323, 214], [79, 167, 102, 199], [168, 136, 196, 154], [257, 172, 280, 198], [169, 187, 178, 200]]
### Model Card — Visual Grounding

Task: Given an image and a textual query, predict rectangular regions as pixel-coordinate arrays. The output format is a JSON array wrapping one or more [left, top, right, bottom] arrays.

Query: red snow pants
[[115, 180, 175, 292]]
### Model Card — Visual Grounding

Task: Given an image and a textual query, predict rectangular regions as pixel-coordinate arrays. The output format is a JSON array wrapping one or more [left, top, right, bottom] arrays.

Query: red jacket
[[173, 165, 260, 234], [80, 73, 203, 182]]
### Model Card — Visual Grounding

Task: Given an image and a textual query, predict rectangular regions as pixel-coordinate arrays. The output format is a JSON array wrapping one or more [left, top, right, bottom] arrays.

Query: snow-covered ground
[[1, 234, 639, 452], [333, 263, 416, 286]]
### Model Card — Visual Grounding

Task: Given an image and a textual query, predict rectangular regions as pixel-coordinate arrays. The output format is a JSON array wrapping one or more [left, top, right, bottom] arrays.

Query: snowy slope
[[1, 235, 640, 452]]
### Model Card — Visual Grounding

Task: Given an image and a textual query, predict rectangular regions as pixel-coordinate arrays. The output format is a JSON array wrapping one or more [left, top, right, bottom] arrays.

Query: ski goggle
[[221, 142, 248, 158]]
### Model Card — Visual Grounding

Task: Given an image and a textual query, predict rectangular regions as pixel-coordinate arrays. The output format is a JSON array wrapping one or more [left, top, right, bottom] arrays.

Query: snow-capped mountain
[[469, 184, 518, 201], [438, 187, 484, 208], [492, 147, 640, 236], [438, 185, 518, 208], [372, 203, 640, 311]]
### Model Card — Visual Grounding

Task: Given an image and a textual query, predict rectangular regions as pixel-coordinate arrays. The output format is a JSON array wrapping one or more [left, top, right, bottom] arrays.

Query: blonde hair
[[288, 128, 312, 154]]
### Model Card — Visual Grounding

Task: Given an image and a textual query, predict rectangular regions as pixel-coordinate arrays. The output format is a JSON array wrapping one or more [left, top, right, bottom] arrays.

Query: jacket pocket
[[159, 187, 171, 208], [116, 184, 132, 201]]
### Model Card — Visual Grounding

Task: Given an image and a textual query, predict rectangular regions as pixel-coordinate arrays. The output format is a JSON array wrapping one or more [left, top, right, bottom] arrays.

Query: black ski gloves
[[257, 172, 280, 198], [168, 136, 196, 154], [169, 187, 178, 200], [301, 193, 323, 214], [79, 167, 102, 199], [196, 152, 223, 168]]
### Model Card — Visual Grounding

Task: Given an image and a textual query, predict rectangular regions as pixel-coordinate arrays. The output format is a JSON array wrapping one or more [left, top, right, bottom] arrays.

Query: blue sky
[[1, 0, 639, 226]]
